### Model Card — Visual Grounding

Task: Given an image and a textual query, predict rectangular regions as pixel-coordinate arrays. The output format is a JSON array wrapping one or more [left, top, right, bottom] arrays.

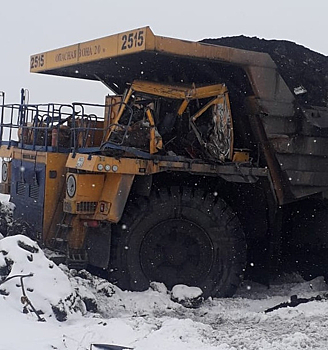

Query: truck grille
[[76, 202, 97, 213]]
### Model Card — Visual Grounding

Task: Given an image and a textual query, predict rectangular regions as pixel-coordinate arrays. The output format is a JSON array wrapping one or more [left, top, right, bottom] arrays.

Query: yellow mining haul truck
[[1, 27, 328, 297]]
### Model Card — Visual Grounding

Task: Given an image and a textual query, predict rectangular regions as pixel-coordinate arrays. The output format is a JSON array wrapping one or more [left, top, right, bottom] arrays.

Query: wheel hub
[[140, 218, 214, 289]]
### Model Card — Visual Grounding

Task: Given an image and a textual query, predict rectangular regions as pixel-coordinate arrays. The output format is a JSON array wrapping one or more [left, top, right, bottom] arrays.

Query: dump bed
[[30, 27, 293, 113], [30, 27, 328, 204]]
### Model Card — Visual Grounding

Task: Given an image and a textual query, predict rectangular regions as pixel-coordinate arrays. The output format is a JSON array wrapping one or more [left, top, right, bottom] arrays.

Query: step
[[53, 237, 68, 243], [56, 223, 72, 229], [67, 249, 88, 270]]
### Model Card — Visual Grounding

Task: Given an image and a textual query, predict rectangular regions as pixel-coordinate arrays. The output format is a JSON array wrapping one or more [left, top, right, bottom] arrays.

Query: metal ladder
[[51, 213, 88, 269], [51, 212, 73, 253]]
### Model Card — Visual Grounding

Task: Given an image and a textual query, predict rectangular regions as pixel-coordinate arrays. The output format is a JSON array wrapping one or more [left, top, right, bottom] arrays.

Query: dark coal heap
[[201, 36, 328, 108]]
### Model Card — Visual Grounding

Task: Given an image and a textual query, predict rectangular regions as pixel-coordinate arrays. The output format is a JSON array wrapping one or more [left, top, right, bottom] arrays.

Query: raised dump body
[[30, 26, 328, 204], [1, 27, 328, 297]]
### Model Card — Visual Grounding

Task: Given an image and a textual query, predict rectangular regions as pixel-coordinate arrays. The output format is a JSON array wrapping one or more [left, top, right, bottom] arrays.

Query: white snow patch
[[171, 284, 203, 301], [0, 233, 328, 349], [294, 85, 307, 95], [0, 235, 82, 321]]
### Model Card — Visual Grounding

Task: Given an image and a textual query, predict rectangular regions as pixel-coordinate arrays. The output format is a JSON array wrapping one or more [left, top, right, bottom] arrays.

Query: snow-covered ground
[[1, 195, 328, 350]]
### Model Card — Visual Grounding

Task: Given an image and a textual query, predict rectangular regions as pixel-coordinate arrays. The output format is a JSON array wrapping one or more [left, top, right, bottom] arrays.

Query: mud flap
[[85, 224, 111, 269]]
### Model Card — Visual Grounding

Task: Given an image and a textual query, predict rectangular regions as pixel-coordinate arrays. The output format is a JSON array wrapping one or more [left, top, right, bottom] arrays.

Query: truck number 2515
[[30, 54, 45, 69], [121, 30, 144, 50]]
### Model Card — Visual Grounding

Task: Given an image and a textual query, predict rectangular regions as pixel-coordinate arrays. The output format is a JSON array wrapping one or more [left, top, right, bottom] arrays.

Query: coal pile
[[202, 36, 328, 108]]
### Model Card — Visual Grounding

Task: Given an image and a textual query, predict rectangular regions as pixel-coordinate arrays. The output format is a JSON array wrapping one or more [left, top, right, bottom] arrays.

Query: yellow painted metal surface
[[30, 27, 275, 74], [13, 148, 47, 163], [43, 152, 70, 243], [153, 34, 277, 68], [68, 215, 86, 249], [104, 95, 122, 136], [131, 80, 228, 100], [63, 171, 134, 223], [0, 160, 12, 194], [30, 27, 150, 73], [65, 173, 105, 202], [94, 173, 135, 223], [0, 145, 13, 159], [145, 108, 162, 154], [3, 149, 69, 243], [112, 88, 133, 125], [66, 153, 153, 174], [66, 152, 268, 178], [232, 151, 250, 162], [0, 183, 10, 194]]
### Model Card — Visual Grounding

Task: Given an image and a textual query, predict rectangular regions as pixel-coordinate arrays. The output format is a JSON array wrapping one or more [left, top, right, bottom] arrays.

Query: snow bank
[[0, 194, 13, 237], [1, 233, 328, 350], [0, 234, 191, 322], [0, 235, 83, 321]]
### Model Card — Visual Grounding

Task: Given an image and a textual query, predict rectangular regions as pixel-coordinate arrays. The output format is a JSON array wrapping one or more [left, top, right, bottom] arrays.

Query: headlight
[[97, 163, 104, 171], [1, 162, 8, 182], [67, 175, 76, 198]]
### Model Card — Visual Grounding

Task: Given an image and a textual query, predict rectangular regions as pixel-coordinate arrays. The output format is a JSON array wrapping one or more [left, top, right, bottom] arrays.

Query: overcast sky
[[1, 0, 327, 104]]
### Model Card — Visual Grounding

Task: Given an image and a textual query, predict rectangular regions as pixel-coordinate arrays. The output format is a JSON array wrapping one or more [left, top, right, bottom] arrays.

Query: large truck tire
[[283, 199, 328, 281], [110, 186, 246, 298]]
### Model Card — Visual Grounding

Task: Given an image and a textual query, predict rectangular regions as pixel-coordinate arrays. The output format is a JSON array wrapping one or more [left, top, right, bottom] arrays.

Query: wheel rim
[[140, 218, 214, 289]]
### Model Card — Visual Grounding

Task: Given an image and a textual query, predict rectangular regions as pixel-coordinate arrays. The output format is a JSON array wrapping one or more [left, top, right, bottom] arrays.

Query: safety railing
[[0, 102, 75, 151], [0, 98, 133, 154]]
